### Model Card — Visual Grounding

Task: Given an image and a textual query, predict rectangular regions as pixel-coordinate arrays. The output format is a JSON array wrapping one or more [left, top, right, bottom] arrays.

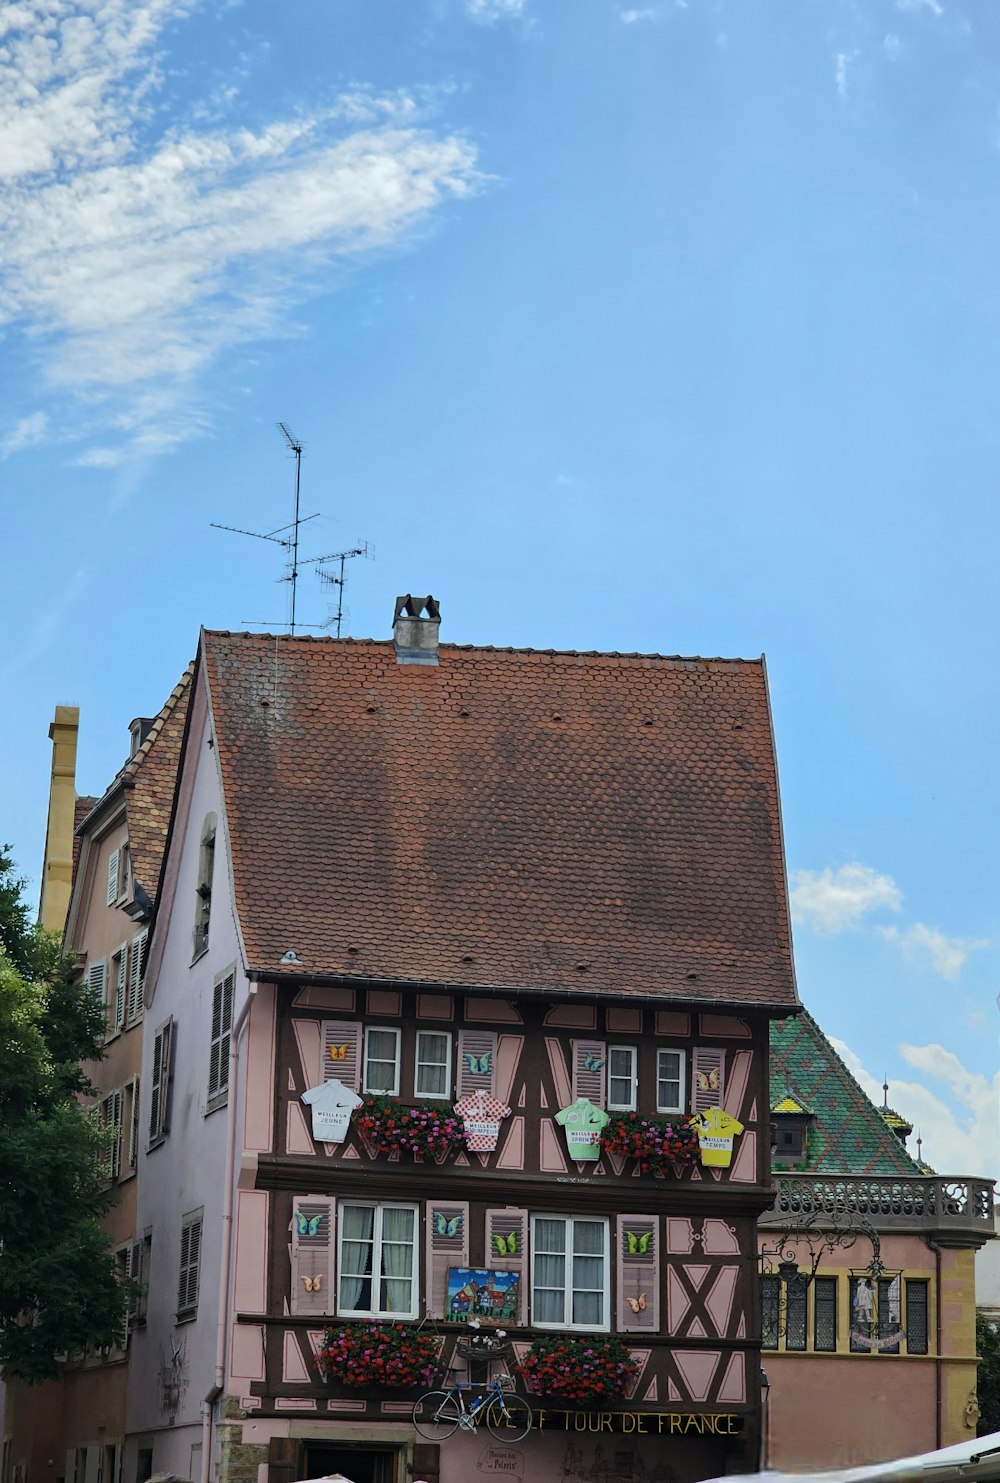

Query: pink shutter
[[290, 1196, 336, 1317], [484, 1207, 528, 1325], [425, 1202, 470, 1318], [322, 1021, 362, 1092], [457, 1030, 498, 1098], [691, 1047, 726, 1113], [571, 1039, 607, 1106], [616, 1215, 659, 1333]]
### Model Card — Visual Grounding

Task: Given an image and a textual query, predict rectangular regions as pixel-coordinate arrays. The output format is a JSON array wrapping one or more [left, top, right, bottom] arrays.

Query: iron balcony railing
[[761, 1173, 995, 1242]]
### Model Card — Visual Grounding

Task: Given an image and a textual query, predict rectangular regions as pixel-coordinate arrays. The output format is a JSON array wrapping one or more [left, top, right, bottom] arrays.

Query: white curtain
[[571, 1221, 605, 1326], [339, 1205, 375, 1311], [379, 1207, 414, 1313], [534, 1219, 567, 1324]]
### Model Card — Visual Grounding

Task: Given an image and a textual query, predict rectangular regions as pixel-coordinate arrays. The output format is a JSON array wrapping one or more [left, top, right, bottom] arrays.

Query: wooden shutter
[[209, 972, 235, 1097], [322, 1020, 362, 1092], [107, 849, 120, 905], [290, 1196, 336, 1317], [571, 1039, 607, 1106], [691, 1047, 726, 1113], [109, 1089, 123, 1179], [457, 1029, 498, 1098], [149, 1018, 173, 1141], [127, 930, 147, 1025], [114, 945, 127, 1031], [86, 959, 106, 1010], [178, 1214, 202, 1314], [484, 1207, 528, 1325], [616, 1215, 659, 1333], [127, 1077, 140, 1166], [426, 1202, 470, 1319]]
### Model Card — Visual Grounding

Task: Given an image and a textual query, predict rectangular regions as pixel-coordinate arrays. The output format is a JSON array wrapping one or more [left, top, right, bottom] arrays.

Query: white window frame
[[337, 1201, 419, 1320], [606, 1045, 637, 1112], [656, 1048, 686, 1114], [530, 1214, 610, 1333], [363, 1026, 401, 1096], [414, 1029, 452, 1100]]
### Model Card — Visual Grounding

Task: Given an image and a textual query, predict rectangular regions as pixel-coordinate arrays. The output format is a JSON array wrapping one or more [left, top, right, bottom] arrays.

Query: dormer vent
[[393, 594, 441, 666]]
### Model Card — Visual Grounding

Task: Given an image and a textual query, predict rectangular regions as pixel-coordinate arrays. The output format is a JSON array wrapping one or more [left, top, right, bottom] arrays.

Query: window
[[100, 1090, 124, 1181], [118, 845, 131, 901], [125, 1076, 141, 1170], [759, 1272, 811, 1351], [760, 1275, 779, 1350], [906, 1279, 929, 1354], [192, 814, 216, 960], [415, 1031, 451, 1099], [126, 929, 147, 1027], [363, 1027, 400, 1095], [338, 1203, 418, 1318], [813, 1276, 838, 1351], [656, 1049, 685, 1113], [607, 1046, 637, 1111], [109, 943, 128, 1036], [177, 1210, 203, 1318], [86, 958, 107, 1012], [531, 1215, 609, 1331], [784, 1275, 807, 1351], [207, 971, 235, 1105], [149, 1018, 173, 1145], [850, 1275, 901, 1353]]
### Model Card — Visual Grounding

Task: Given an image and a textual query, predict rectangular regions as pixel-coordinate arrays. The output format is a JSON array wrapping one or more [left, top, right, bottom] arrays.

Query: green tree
[[978, 1314, 1000, 1436], [0, 853, 130, 1383]]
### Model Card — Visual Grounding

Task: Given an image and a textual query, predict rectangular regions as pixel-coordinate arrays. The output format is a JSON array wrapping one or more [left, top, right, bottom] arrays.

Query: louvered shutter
[[109, 1089, 123, 1179], [426, 1202, 470, 1318], [208, 972, 235, 1097], [178, 1215, 202, 1314], [107, 849, 120, 906], [127, 930, 147, 1024], [149, 1019, 173, 1141], [484, 1208, 528, 1325], [114, 945, 127, 1031], [321, 1020, 362, 1091], [127, 1077, 140, 1166], [691, 1047, 726, 1113], [290, 1196, 336, 1317], [616, 1215, 659, 1333], [571, 1040, 607, 1106], [456, 1030, 498, 1098], [86, 959, 106, 1010]]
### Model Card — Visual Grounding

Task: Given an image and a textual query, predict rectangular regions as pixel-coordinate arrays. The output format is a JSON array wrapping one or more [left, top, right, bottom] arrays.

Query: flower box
[[600, 1111, 700, 1174], [515, 1334, 638, 1403], [353, 1096, 465, 1162], [315, 1322, 441, 1389]]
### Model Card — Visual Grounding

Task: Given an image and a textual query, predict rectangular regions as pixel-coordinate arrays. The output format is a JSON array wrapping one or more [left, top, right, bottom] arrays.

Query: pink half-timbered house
[[126, 600, 798, 1483]]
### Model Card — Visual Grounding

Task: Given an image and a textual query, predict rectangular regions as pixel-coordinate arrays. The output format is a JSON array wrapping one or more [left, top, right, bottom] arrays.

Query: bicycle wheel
[[412, 1389, 463, 1440], [486, 1394, 533, 1442]]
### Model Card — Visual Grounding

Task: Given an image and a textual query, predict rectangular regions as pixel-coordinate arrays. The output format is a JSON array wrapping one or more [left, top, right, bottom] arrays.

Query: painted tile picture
[[447, 1268, 520, 1323]]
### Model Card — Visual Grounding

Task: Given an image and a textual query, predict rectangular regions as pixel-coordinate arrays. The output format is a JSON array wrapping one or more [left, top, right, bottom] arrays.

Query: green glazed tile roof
[[769, 1009, 924, 1176]]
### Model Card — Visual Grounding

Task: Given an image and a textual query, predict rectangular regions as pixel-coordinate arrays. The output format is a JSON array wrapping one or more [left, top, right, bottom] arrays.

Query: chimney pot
[[393, 594, 441, 666]]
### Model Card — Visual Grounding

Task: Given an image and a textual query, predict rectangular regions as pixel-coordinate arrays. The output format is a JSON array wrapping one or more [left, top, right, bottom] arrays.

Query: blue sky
[[2, 0, 997, 1177]]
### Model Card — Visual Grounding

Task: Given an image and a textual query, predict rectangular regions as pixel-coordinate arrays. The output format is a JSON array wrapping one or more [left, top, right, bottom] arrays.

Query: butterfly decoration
[[464, 1051, 492, 1076], [301, 1274, 323, 1292], [626, 1293, 647, 1314], [696, 1066, 721, 1092], [491, 1232, 518, 1257], [624, 1230, 652, 1256], [327, 1043, 349, 1061], [582, 1052, 605, 1073], [433, 1211, 463, 1238], [295, 1211, 323, 1237]]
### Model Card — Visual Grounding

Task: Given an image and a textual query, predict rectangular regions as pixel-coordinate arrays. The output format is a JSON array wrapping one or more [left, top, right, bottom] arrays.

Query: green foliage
[[0, 852, 130, 1382], [977, 1314, 1000, 1436]]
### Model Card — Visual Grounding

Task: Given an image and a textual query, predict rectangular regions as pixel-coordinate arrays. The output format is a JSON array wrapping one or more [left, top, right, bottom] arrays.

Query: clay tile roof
[[72, 795, 99, 884], [769, 1010, 924, 1176], [122, 666, 193, 893], [202, 631, 799, 1007]]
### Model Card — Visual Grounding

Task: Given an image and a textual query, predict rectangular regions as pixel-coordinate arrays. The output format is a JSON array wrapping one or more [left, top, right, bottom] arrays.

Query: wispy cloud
[[896, 0, 943, 15], [883, 32, 903, 60], [879, 922, 988, 981], [835, 50, 858, 101], [465, 0, 527, 20], [831, 1035, 999, 1180], [0, 2, 481, 462], [790, 863, 902, 935], [0, 411, 48, 458], [619, 7, 659, 22]]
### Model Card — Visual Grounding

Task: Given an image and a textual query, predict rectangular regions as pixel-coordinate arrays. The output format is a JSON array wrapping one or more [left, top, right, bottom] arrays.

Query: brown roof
[[72, 795, 99, 886], [122, 667, 193, 894], [203, 631, 798, 1008]]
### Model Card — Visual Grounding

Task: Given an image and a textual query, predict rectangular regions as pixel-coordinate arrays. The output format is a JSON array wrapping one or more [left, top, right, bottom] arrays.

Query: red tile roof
[[122, 667, 193, 893], [203, 631, 798, 1009]]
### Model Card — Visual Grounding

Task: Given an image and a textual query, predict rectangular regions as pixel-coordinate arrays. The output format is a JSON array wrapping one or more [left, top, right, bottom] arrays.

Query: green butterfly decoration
[[433, 1212, 463, 1238], [491, 1232, 519, 1257], [583, 1052, 605, 1072], [295, 1211, 323, 1238], [464, 1051, 492, 1076], [625, 1230, 652, 1256]]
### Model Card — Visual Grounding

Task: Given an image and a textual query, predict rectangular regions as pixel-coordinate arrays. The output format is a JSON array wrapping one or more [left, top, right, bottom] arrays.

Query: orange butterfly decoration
[[327, 1044, 349, 1061], [627, 1294, 647, 1313], [301, 1274, 323, 1292], [696, 1066, 720, 1091]]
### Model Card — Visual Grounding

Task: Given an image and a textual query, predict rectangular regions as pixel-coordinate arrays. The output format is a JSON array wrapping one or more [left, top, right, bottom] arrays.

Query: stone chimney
[[393, 595, 441, 666], [38, 705, 80, 933]]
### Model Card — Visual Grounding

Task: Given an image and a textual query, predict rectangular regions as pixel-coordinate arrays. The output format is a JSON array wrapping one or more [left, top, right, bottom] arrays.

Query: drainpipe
[[201, 984, 257, 1483]]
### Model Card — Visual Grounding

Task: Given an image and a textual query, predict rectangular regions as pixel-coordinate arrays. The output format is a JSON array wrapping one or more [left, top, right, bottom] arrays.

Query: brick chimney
[[393, 595, 441, 666], [38, 705, 80, 933]]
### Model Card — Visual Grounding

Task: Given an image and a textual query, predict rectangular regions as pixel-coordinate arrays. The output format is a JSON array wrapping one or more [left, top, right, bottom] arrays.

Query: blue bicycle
[[412, 1370, 533, 1441]]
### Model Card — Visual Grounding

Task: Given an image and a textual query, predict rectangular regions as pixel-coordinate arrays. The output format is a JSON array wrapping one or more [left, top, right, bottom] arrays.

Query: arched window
[[192, 813, 216, 960]]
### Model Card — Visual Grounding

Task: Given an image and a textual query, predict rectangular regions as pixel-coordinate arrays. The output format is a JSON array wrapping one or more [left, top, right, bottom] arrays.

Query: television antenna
[[316, 544, 372, 638]]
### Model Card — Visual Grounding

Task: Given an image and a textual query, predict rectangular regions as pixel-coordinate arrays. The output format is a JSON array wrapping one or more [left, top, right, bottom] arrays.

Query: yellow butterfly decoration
[[626, 1294, 647, 1313], [301, 1274, 323, 1292], [696, 1066, 720, 1091], [327, 1044, 349, 1061]]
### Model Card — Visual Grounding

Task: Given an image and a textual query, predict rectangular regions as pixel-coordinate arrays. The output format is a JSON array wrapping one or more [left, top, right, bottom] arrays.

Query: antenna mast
[[314, 545, 370, 637], [277, 423, 303, 634]]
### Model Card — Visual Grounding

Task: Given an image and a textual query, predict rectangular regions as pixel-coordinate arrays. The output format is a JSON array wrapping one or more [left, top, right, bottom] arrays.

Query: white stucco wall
[[125, 671, 253, 1482]]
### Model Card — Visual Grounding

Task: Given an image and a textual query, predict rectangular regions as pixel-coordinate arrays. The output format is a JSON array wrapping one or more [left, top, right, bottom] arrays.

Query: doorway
[[301, 1443, 399, 1483]]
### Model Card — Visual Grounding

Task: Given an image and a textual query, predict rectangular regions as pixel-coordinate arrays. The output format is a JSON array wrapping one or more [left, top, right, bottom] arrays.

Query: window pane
[[415, 1033, 449, 1097], [572, 1290, 603, 1325], [813, 1277, 837, 1352], [785, 1277, 807, 1351], [657, 1050, 683, 1109], [906, 1280, 929, 1354], [535, 1288, 565, 1324], [760, 1276, 779, 1349], [608, 1048, 635, 1109], [365, 1029, 398, 1093], [535, 1220, 566, 1253], [573, 1222, 605, 1256], [878, 1276, 901, 1354]]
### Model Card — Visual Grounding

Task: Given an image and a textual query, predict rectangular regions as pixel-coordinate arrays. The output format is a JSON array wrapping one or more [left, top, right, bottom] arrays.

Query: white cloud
[[831, 1035, 999, 1180], [896, 0, 943, 15], [879, 922, 988, 981], [883, 32, 903, 60], [835, 50, 858, 101], [0, 2, 481, 460], [0, 410, 47, 457], [73, 446, 124, 468], [620, 7, 659, 22], [790, 863, 902, 935], [465, 0, 527, 19]]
